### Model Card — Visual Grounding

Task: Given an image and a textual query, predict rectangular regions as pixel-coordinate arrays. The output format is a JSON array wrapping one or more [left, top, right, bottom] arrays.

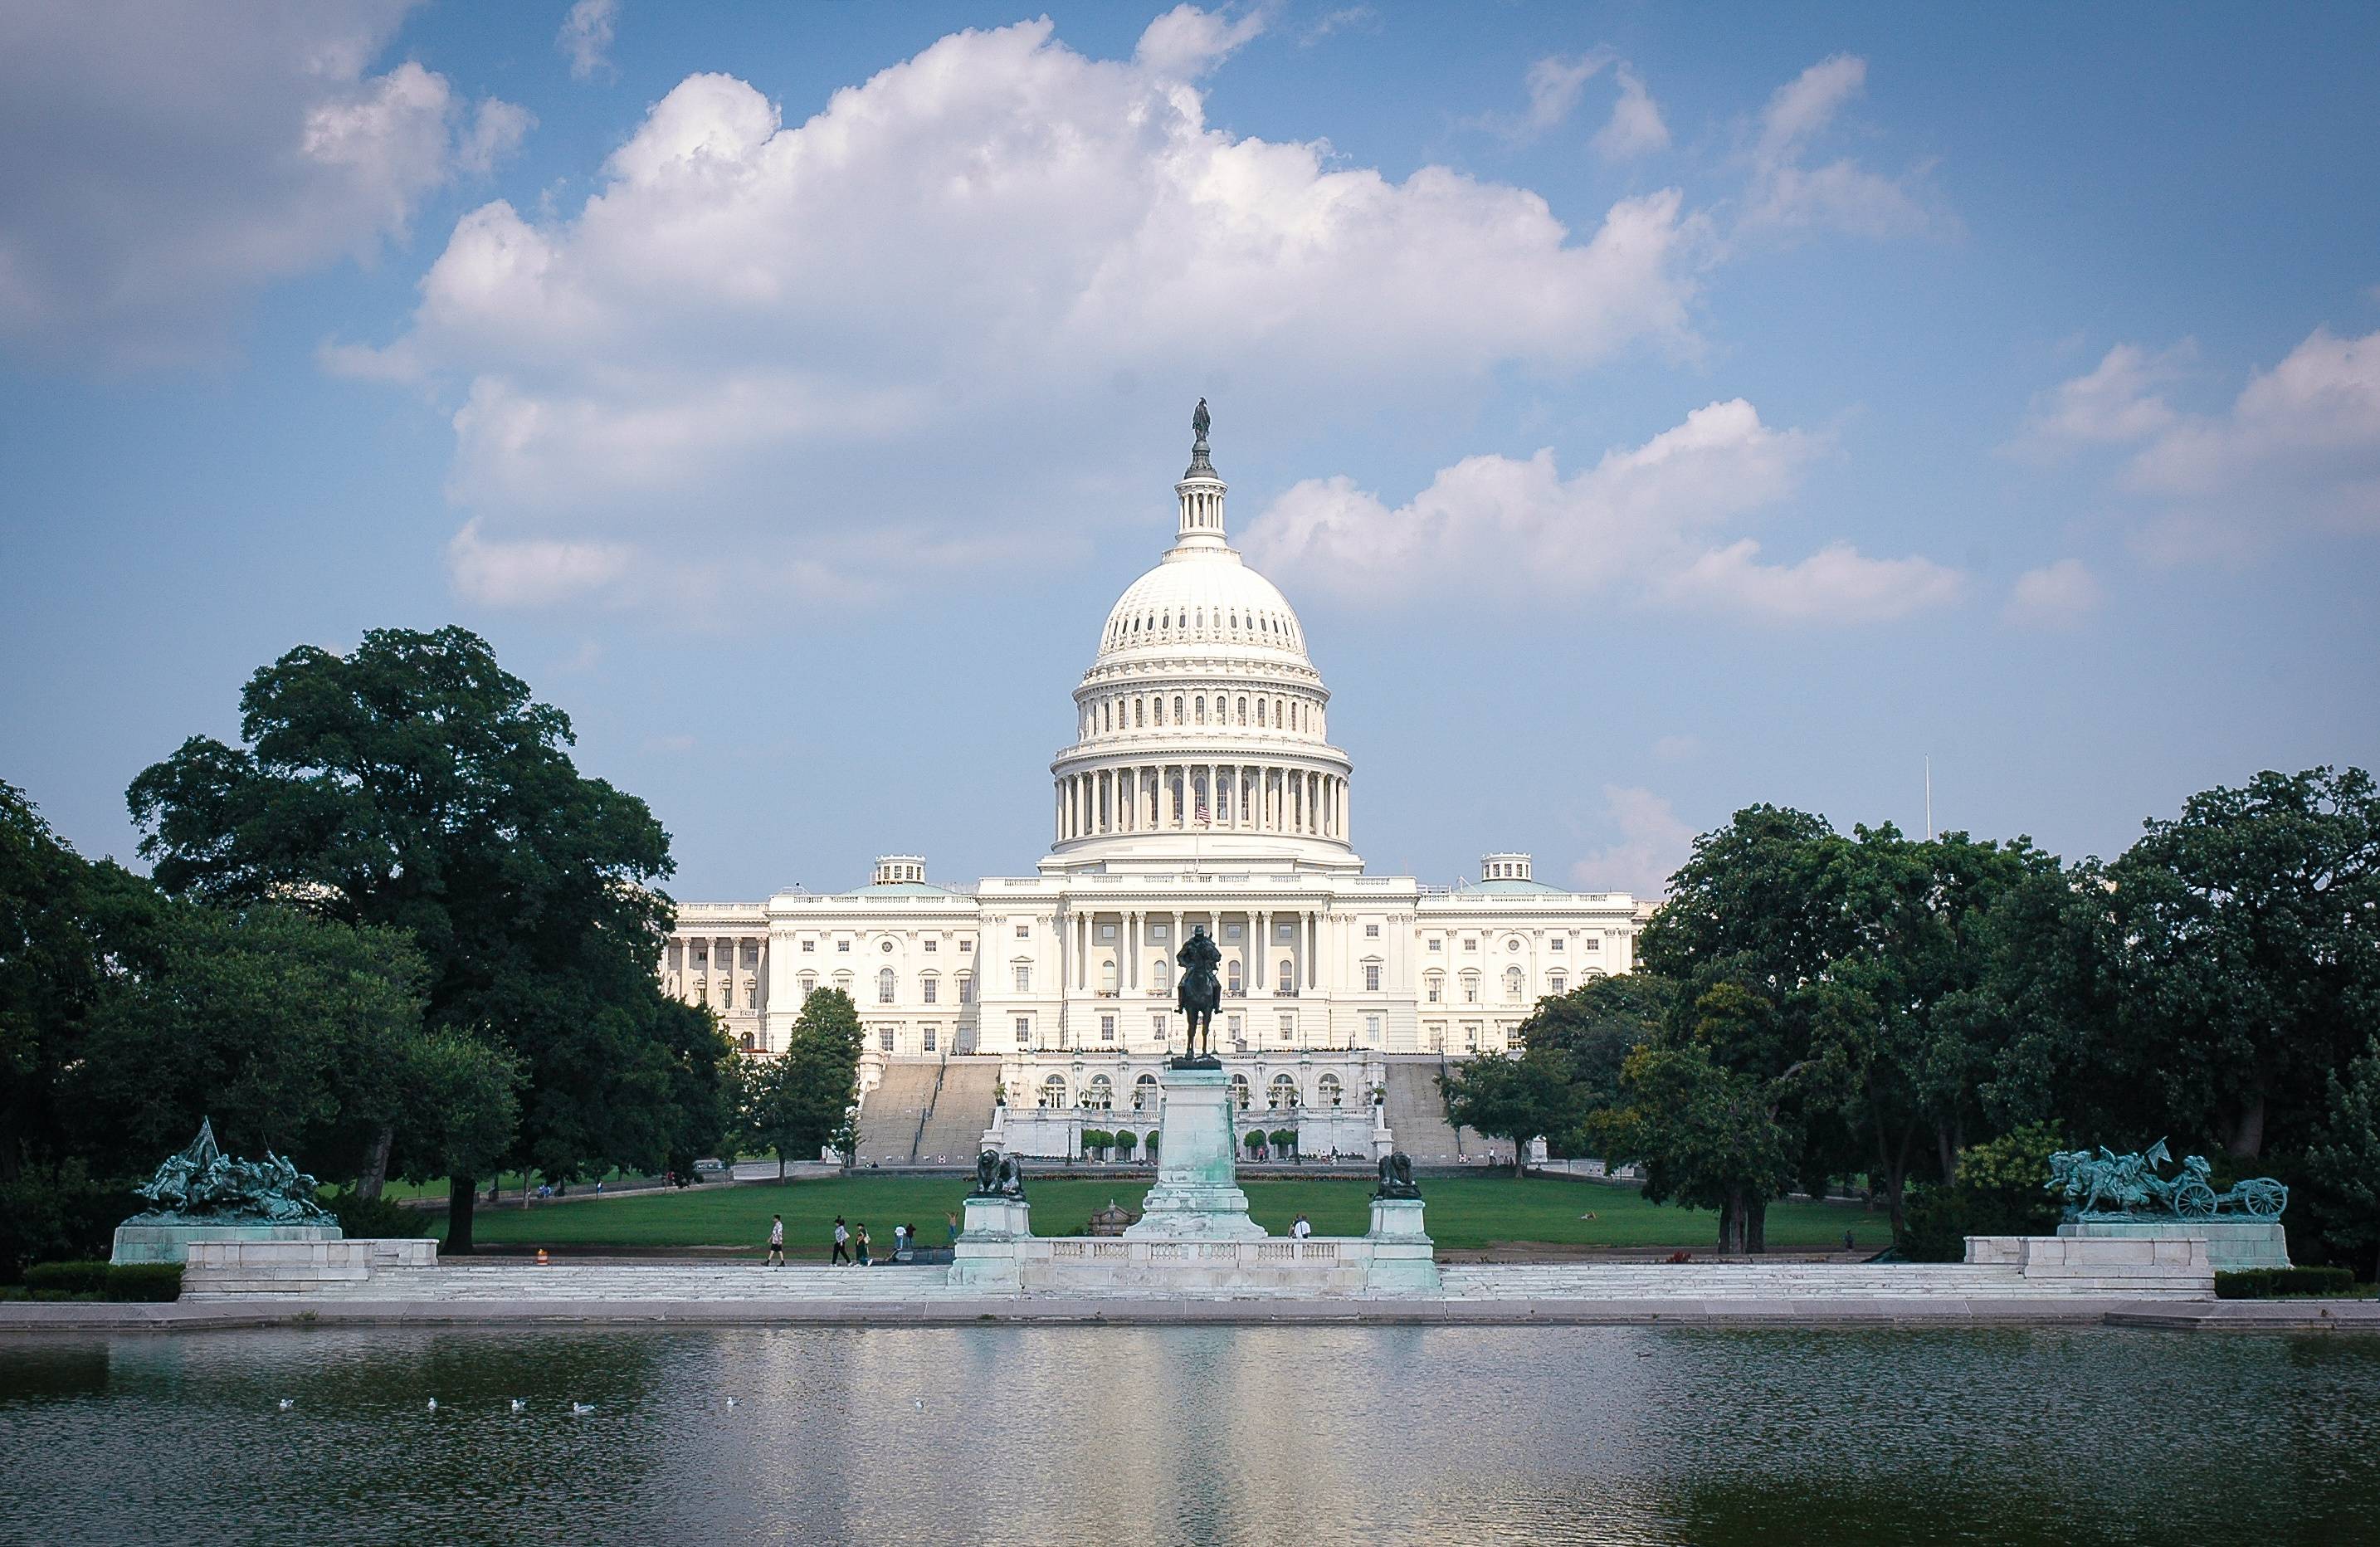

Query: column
[[1128, 912, 1140, 990], [1254, 909, 1267, 998]]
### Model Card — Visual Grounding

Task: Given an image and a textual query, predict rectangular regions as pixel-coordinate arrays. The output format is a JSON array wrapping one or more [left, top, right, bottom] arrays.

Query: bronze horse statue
[[1174, 925, 1223, 1064]]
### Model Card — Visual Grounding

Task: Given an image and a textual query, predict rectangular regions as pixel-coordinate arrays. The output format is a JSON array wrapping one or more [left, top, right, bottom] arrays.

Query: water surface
[[3, 1325, 2376, 1545]]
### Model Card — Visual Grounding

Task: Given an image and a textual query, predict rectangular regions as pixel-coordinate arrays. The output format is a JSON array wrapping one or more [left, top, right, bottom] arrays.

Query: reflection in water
[[2, 1325, 2377, 1545]]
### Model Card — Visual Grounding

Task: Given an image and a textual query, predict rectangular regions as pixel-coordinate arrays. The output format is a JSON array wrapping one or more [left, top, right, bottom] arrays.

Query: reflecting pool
[[3, 1325, 2378, 1545]]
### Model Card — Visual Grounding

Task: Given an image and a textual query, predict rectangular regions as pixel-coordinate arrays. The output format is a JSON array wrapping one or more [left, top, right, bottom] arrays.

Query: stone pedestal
[[1364, 1196, 1440, 1293], [950, 1193, 1032, 1290], [111, 1222, 341, 1266], [1124, 1065, 1266, 1241], [2059, 1218, 2290, 1271]]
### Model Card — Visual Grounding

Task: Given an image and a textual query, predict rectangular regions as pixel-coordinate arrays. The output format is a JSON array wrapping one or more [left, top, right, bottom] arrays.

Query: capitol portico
[[660, 407, 1641, 1164]]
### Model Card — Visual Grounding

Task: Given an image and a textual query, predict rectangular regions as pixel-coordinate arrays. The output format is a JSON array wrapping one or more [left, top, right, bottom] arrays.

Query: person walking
[[831, 1216, 851, 1266], [891, 1222, 909, 1261], [945, 1210, 961, 1246], [766, 1213, 785, 1266], [1290, 1213, 1313, 1240], [855, 1224, 872, 1267]]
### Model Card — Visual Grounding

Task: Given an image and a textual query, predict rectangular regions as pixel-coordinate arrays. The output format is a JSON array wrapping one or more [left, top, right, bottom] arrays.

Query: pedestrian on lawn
[[856, 1224, 872, 1267], [1290, 1213, 1312, 1240], [767, 1213, 785, 1266], [831, 1216, 851, 1266]]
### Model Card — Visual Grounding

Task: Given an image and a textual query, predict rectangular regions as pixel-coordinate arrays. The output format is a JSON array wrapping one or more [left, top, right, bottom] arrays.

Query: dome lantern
[[1174, 396, 1228, 550]]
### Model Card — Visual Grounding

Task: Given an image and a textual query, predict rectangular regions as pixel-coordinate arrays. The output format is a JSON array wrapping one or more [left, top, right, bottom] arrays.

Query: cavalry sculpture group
[[127, 1117, 334, 1224], [2047, 1140, 2288, 1221]]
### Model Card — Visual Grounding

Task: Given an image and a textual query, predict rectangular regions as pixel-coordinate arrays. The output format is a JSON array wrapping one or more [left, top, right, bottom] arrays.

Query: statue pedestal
[[111, 1222, 341, 1266], [1364, 1196, 1440, 1293], [1123, 1066, 1266, 1241], [950, 1194, 1031, 1290], [2060, 1219, 2290, 1271]]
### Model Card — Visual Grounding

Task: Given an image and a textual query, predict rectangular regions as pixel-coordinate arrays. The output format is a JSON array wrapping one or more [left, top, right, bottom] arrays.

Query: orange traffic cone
[[536, 1248, 550, 1266]]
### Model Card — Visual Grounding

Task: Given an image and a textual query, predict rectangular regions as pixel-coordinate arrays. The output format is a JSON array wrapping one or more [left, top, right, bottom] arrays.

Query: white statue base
[[1123, 1064, 1266, 1241]]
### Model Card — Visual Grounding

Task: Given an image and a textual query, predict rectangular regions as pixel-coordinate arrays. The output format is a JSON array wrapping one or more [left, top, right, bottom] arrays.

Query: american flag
[[1195, 799, 1212, 826]]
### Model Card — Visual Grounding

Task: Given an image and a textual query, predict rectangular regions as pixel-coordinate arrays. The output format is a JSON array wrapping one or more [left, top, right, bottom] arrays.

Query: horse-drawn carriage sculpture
[[2046, 1140, 2288, 1222]]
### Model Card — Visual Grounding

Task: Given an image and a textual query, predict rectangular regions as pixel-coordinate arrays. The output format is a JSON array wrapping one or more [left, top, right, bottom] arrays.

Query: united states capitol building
[[661, 410, 1642, 1164]]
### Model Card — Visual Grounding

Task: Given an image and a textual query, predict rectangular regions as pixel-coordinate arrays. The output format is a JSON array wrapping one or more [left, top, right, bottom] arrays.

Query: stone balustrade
[[183, 1237, 439, 1296]]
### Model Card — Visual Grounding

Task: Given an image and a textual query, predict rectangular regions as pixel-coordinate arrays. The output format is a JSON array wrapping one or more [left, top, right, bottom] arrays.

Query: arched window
[[740, 1032, 755, 1052], [920, 973, 939, 1004], [1227, 959, 1242, 995], [1461, 971, 1480, 1004], [1195, 696, 1206, 724], [799, 972, 817, 1001], [1267, 1073, 1299, 1109], [1236, 695, 1248, 725], [1134, 1073, 1158, 1111], [1548, 971, 1567, 996], [1257, 700, 1266, 727], [1041, 1074, 1067, 1109], [1173, 695, 1184, 722], [1424, 972, 1443, 1004], [1153, 698, 1164, 726], [1086, 1075, 1114, 1110], [1135, 699, 1145, 727], [877, 967, 896, 1004], [1276, 959, 1294, 994], [1154, 960, 1171, 992], [1505, 965, 1524, 1002], [1318, 1073, 1343, 1107], [1100, 959, 1118, 993], [1228, 1073, 1251, 1110]]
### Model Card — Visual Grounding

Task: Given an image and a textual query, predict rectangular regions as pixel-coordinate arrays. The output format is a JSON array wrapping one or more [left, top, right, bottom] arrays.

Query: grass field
[[436, 1174, 1886, 1257]]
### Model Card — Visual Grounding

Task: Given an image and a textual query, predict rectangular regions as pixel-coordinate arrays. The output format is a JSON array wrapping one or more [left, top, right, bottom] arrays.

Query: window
[[1173, 695, 1184, 721], [1364, 964, 1382, 992], [799, 973, 817, 1001], [1224, 923, 1241, 940], [740, 1032, 755, 1052], [1099, 923, 1117, 942], [1013, 965, 1031, 993], [742, 944, 759, 968], [1463, 938, 1477, 952], [1195, 696, 1206, 725], [1152, 924, 1169, 942], [1364, 1013, 1382, 1043], [1549, 938, 1565, 953], [1015, 924, 1030, 939], [745, 987, 758, 1009], [1257, 700, 1267, 727], [1276, 922, 1294, 940], [958, 974, 973, 1004], [878, 1028, 895, 1052], [692, 947, 709, 969], [1365, 923, 1380, 939], [1151, 1013, 1168, 1038], [922, 976, 938, 1004], [1277, 1013, 1295, 1040], [1134, 699, 1144, 727], [802, 939, 815, 953], [1548, 971, 1567, 996], [1134, 1073, 1158, 1110], [1227, 1013, 1241, 1042], [1154, 961, 1171, 991], [877, 968, 895, 1004], [1319, 1073, 1344, 1106], [1227, 960, 1242, 994], [1582, 937, 1600, 951], [1229, 1073, 1252, 1109], [960, 939, 973, 953], [1017, 1016, 1034, 1047], [1041, 1072, 1066, 1105], [1276, 959, 1294, 994], [1424, 972, 1443, 1004], [924, 938, 939, 953], [1507, 938, 1521, 953], [1505, 965, 1524, 1002], [1268, 1073, 1298, 1108], [1100, 959, 1119, 993], [1086, 1076, 1114, 1110], [880, 938, 895, 954], [923, 1026, 937, 1052], [1237, 696, 1248, 725], [1462, 972, 1480, 1004], [1100, 1013, 1116, 1042], [837, 940, 851, 953]]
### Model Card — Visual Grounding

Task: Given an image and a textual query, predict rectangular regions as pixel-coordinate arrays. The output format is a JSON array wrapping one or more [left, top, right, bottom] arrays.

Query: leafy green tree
[[765, 989, 865, 1174], [1441, 1049, 1578, 1178], [1509, 974, 1675, 1140], [2305, 1038, 2380, 1280], [124, 627, 728, 1251], [1597, 1041, 1795, 1253]]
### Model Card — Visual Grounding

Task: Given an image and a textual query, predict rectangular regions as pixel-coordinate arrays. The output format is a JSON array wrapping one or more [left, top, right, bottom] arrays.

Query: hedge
[[105, 1263, 184, 1301], [321, 1187, 435, 1239], [2214, 1266, 2358, 1300], [23, 1260, 110, 1296]]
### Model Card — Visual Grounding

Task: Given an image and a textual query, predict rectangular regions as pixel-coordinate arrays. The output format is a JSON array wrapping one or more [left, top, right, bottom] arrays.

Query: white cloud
[[1592, 66, 1670, 160], [1523, 53, 1607, 136], [2002, 558, 2102, 629], [446, 520, 635, 607], [0, 2, 530, 366], [558, 0, 619, 83], [341, 13, 1705, 608], [1244, 398, 1961, 624], [1570, 785, 1695, 897], [1300, 7, 1378, 44], [2023, 325, 2380, 557], [1652, 734, 1700, 761], [1661, 539, 1966, 623], [1135, 3, 1266, 79], [1739, 55, 1947, 240]]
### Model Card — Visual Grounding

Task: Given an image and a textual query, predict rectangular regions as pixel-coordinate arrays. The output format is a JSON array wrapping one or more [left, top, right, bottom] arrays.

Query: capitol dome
[[1046, 404, 1357, 875]]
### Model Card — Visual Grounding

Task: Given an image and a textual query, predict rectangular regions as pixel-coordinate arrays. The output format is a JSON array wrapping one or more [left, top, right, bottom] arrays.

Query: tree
[[1441, 1049, 1578, 1178], [768, 990, 864, 1174], [1509, 974, 1675, 1140], [125, 627, 729, 1252], [2305, 1038, 2380, 1280], [1598, 1042, 1795, 1254]]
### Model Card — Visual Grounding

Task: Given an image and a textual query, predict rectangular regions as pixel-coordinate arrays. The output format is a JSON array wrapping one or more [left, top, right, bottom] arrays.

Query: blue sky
[[3, 2, 2377, 900]]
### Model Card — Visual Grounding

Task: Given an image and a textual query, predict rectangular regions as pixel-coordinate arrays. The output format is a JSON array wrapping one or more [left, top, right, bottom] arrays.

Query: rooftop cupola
[[1173, 396, 1228, 551], [1480, 852, 1534, 882], [872, 856, 928, 886]]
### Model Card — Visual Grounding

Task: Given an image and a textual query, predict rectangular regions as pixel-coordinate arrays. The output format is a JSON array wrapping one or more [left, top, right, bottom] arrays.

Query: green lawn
[[436, 1174, 1885, 1257]]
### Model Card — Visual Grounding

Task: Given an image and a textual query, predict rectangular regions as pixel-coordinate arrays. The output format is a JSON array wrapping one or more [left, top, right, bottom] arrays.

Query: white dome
[[1096, 548, 1309, 666]]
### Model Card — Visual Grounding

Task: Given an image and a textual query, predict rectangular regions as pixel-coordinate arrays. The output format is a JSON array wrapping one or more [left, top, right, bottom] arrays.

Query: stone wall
[[183, 1237, 438, 1296]]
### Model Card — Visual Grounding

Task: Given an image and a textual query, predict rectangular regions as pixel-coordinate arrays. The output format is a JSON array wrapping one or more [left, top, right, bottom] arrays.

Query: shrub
[[1896, 1184, 1968, 1263], [1111, 1131, 1137, 1157], [1897, 1124, 2068, 1262], [2214, 1266, 2358, 1300], [1244, 1130, 1266, 1155], [105, 1263, 183, 1301], [0, 1162, 137, 1282], [23, 1260, 110, 1296], [1268, 1128, 1295, 1151], [320, 1188, 434, 1239]]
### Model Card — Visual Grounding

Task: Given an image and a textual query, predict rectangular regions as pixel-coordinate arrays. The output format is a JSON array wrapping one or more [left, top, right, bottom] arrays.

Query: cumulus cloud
[[0, 1, 530, 366], [2022, 325, 2380, 557], [1739, 55, 1948, 240], [1521, 53, 1607, 136], [1570, 785, 1695, 897], [446, 520, 635, 607], [2003, 559, 2101, 629], [339, 12, 1705, 608], [1593, 66, 1670, 160], [1242, 398, 1962, 623], [558, 0, 619, 83]]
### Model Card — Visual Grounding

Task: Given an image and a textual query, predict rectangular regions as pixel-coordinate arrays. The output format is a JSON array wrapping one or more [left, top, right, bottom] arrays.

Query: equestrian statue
[[1173, 925, 1224, 1067]]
